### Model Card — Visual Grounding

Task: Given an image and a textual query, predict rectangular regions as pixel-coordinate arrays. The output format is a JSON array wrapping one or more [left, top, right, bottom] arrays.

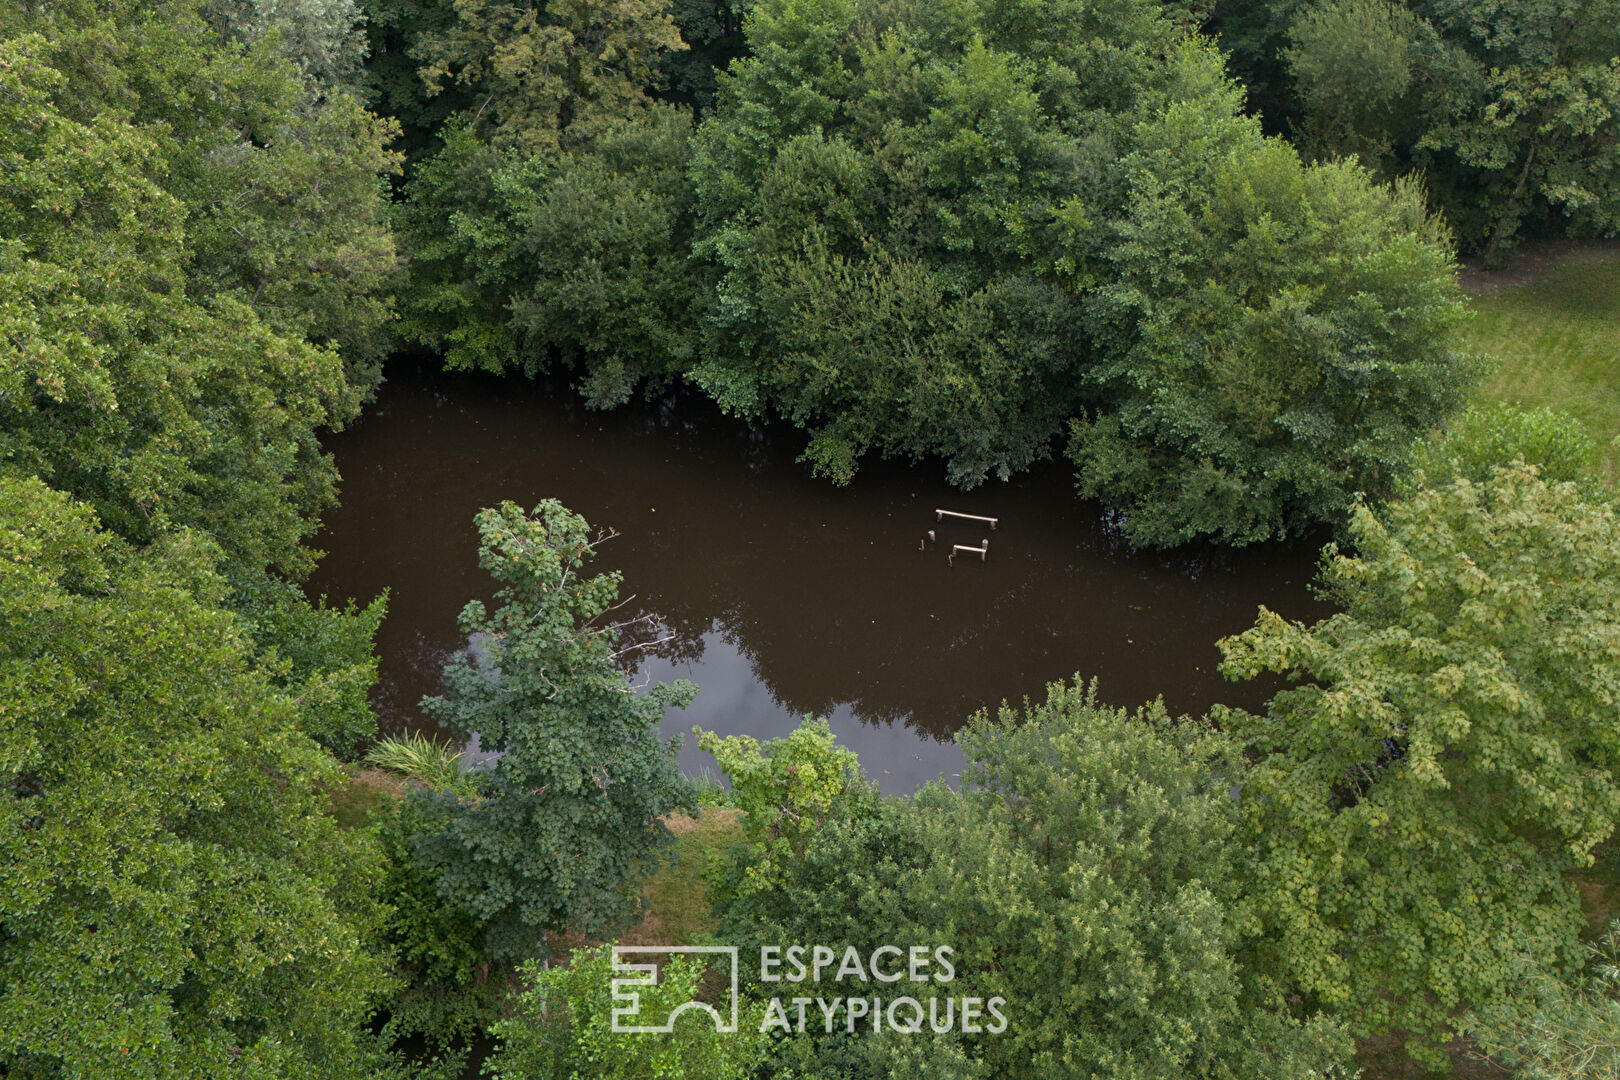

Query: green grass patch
[[1461, 248, 1620, 481], [329, 767, 404, 829], [628, 808, 746, 946]]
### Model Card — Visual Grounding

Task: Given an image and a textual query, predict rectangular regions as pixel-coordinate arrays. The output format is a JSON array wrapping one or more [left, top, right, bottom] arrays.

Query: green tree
[[204, 0, 370, 88], [1410, 402, 1598, 490], [1468, 920, 1620, 1079], [1410, 0, 1620, 259], [400, 107, 700, 404], [415, 501, 698, 960], [1214, 463, 1620, 1060], [694, 715, 869, 896], [489, 944, 769, 1080], [0, 476, 393, 1079], [1238, 0, 1620, 257], [411, 0, 688, 150], [726, 683, 1353, 1079], [0, 35, 357, 582], [1, 0, 402, 392], [687, 0, 1179, 486], [689, 0, 1470, 520], [1069, 127, 1473, 546], [1283, 0, 1434, 169]]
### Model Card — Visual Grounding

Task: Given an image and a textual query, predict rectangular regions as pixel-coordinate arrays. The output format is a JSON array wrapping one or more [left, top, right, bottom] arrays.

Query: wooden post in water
[[950, 540, 989, 563], [936, 509, 998, 529]]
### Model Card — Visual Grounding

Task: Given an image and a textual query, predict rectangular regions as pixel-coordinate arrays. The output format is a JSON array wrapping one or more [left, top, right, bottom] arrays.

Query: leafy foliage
[[1214, 463, 1620, 1059], [400, 107, 700, 404], [371, 793, 502, 1074], [695, 716, 869, 896], [686, 0, 1168, 486], [1069, 128, 1472, 546], [204, 0, 370, 88], [684, 0, 1472, 530], [1468, 921, 1620, 1079], [1221, 0, 1620, 257], [488, 944, 770, 1080], [725, 683, 1353, 1079], [0, 34, 356, 580], [0, 0, 403, 393], [0, 476, 393, 1079], [1410, 402, 1598, 489], [410, 0, 687, 150], [366, 732, 469, 789], [414, 500, 698, 960]]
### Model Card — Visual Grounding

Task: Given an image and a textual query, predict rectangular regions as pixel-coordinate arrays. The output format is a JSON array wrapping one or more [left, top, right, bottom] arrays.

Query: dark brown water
[[306, 358, 1331, 793]]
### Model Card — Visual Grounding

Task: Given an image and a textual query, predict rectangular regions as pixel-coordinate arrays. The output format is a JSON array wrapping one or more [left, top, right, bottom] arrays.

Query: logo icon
[[610, 945, 739, 1034]]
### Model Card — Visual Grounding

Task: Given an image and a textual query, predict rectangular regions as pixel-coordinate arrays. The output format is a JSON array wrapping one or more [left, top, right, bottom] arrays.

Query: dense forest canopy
[[2, 0, 1619, 1076]]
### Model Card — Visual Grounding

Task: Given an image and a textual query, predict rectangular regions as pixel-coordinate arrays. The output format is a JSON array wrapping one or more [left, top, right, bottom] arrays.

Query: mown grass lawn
[[1460, 245, 1620, 481]]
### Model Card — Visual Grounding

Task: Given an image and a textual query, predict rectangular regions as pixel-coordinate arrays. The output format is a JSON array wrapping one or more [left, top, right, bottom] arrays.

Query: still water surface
[[306, 359, 1331, 793]]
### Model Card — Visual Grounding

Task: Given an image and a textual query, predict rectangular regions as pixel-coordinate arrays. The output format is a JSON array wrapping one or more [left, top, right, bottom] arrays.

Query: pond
[[305, 357, 1331, 793]]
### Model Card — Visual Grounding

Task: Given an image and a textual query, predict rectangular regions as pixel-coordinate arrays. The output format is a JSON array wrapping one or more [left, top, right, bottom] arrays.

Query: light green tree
[[0, 477, 393, 1079], [694, 715, 868, 895], [0, 0, 403, 392], [0, 34, 355, 581], [1215, 463, 1620, 1060], [1284, 0, 1433, 169], [725, 683, 1354, 1079], [489, 944, 769, 1080]]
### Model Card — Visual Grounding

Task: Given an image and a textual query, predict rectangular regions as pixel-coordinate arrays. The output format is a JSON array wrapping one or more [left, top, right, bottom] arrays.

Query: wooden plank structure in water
[[936, 508, 998, 529]]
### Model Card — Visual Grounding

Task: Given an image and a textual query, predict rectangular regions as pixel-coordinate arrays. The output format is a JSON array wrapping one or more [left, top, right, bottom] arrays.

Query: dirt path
[[1458, 236, 1620, 296]]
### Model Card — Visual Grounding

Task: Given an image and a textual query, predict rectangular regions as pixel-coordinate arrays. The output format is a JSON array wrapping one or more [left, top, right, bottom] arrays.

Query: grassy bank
[[1460, 243, 1620, 481]]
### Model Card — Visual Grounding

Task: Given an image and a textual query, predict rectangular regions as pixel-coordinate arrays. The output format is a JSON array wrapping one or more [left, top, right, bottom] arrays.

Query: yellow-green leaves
[[1217, 463, 1620, 1060]]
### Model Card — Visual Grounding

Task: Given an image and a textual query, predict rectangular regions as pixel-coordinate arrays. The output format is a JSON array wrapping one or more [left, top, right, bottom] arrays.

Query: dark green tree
[[416, 501, 697, 960], [1215, 463, 1620, 1060], [401, 107, 700, 404], [1069, 124, 1472, 546], [687, 0, 1171, 486], [1225, 0, 1620, 257], [659, 0, 749, 114]]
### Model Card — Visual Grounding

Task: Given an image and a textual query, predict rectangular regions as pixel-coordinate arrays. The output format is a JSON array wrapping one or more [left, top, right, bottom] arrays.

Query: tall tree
[[410, 0, 687, 150], [686, 0, 1167, 486], [400, 106, 699, 404], [204, 0, 370, 88], [0, 35, 355, 582], [1248, 0, 1620, 257], [1069, 125, 1472, 547], [715, 687, 1352, 1078], [1215, 463, 1620, 1059], [0, 477, 392, 1079], [1, 0, 402, 392], [416, 501, 697, 960]]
